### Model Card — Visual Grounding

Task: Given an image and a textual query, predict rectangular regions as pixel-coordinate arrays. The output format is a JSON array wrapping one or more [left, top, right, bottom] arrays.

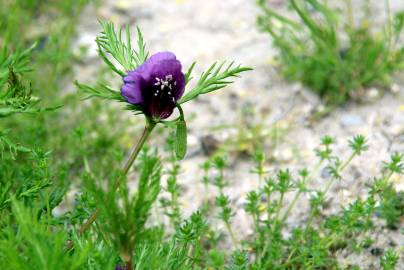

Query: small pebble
[[200, 135, 220, 156], [390, 83, 400, 94], [370, 247, 383, 256], [340, 114, 364, 128], [366, 88, 380, 99]]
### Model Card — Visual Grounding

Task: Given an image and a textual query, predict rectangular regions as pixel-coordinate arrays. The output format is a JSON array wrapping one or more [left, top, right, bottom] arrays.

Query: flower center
[[153, 75, 177, 102]]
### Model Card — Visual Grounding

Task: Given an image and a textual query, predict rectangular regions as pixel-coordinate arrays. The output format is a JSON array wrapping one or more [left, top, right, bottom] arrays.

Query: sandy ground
[[72, 0, 404, 268]]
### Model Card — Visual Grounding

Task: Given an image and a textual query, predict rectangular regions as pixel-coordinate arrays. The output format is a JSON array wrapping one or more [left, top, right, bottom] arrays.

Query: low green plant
[[197, 136, 403, 269], [1, 13, 403, 270], [371, 154, 404, 229], [380, 249, 400, 270], [72, 21, 251, 268], [257, 0, 404, 105], [214, 104, 290, 159]]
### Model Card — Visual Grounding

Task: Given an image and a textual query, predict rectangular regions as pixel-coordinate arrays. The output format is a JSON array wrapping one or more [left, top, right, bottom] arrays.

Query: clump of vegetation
[[372, 154, 404, 229], [0, 0, 128, 186], [215, 104, 290, 159], [0, 18, 404, 270], [74, 20, 250, 267], [1, 5, 403, 270], [257, 0, 404, 105]]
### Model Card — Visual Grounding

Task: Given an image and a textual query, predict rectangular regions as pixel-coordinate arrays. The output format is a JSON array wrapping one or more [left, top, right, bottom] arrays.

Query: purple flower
[[121, 52, 185, 120]]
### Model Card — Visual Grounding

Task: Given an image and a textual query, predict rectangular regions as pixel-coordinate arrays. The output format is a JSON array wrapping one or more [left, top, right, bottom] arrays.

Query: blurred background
[[75, 0, 403, 214], [1, 0, 404, 268]]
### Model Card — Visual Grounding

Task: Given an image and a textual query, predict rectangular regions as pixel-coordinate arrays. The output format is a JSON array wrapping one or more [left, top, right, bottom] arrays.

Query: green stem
[[225, 221, 238, 248], [170, 190, 180, 228], [340, 152, 355, 172], [253, 213, 260, 236], [252, 211, 262, 261], [185, 244, 194, 267], [78, 119, 156, 236], [115, 119, 156, 189], [46, 190, 51, 230], [258, 171, 263, 190], [384, 171, 394, 182], [280, 190, 301, 224], [257, 159, 265, 189], [323, 152, 355, 196], [273, 192, 285, 224], [203, 181, 209, 204], [280, 161, 324, 224], [269, 191, 285, 237], [258, 186, 273, 263], [286, 153, 358, 263], [265, 185, 273, 222], [219, 168, 225, 194], [284, 248, 298, 267]]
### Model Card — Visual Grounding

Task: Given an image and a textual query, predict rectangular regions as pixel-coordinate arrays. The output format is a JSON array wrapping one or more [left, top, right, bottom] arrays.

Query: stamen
[[154, 74, 175, 93]]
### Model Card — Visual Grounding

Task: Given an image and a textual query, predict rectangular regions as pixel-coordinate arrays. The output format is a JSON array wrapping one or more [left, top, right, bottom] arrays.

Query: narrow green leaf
[[75, 81, 124, 101], [96, 21, 149, 72], [179, 62, 252, 104], [185, 62, 196, 84]]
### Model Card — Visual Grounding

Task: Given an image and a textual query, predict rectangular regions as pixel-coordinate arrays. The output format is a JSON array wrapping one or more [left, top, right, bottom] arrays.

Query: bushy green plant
[[188, 136, 402, 269], [1, 12, 403, 270], [0, 0, 126, 187], [371, 154, 404, 229], [257, 0, 404, 105], [72, 20, 250, 268]]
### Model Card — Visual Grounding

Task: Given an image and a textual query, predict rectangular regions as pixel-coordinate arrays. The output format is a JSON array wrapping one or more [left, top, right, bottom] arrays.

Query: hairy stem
[[68, 119, 156, 249], [114, 119, 156, 190]]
